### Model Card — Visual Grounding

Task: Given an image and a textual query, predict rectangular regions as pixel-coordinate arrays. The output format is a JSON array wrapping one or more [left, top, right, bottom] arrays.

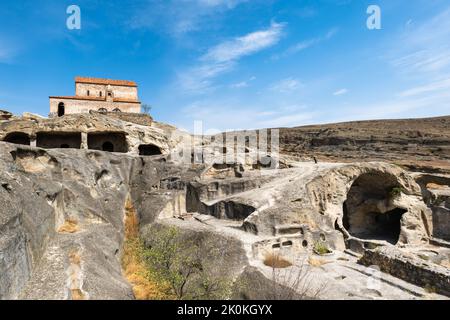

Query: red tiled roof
[[75, 77, 137, 87]]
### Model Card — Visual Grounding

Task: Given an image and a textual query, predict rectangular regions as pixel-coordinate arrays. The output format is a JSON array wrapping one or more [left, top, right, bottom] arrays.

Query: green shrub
[[313, 241, 331, 255], [389, 187, 404, 199], [141, 225, 233, 300]]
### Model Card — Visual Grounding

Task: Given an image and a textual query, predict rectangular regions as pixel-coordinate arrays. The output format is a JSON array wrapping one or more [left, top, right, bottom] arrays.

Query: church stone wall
[[49, 98, 141, 116]]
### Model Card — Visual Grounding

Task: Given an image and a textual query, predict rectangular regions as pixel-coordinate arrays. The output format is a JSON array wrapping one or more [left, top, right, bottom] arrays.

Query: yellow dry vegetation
[[121, 196, 173, 300], [69, 250, 81, 266], [263, 252, 292, 268], [426, 183, 448, 190], [71, 289, 86, 300], [308, 256, 332, 267], [58, 218, 80, 233]]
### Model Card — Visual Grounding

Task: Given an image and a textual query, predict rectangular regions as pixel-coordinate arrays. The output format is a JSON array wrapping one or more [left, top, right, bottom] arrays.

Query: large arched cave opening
[[342, 172, 407, 244]]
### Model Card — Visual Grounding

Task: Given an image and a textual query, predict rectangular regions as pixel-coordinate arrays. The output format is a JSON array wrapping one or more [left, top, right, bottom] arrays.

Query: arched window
[[87, 90, 90, 96], [98, 108, 107, 114], [102, 141, 114, 152], [58, 102, 65, 117], [112, 108, 121, 112], [99, 91, 102, 97]]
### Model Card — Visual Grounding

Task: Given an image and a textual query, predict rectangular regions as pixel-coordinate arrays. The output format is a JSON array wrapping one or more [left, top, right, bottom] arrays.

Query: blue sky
[[0, 0, 449, 132]]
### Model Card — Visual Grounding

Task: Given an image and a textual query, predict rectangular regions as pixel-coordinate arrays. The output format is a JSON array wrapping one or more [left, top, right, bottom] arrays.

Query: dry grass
[[121, 196, 173, 300], [71, 289, 86, 300], [308, 256, 333, 267], [439, 259, 450, 268], [122, 239, 173, 300], [124, 197, 139, 239], [58, 218, 80, 233], [426, 183, 448, 190], [69, 250, 81, 266], [263, 252, 293, 268]]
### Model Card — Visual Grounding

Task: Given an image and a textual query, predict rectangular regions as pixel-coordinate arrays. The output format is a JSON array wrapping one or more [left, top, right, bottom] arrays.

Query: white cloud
[[390, 8, 450, 76], [197, 0, 247, 8], [202, 22, 284, 63], [178, 62, 234, 93], [230, 76, 256, 88], [0, 37, 18, 63], [330, 91, 450, 123], [179, 23, 285, 93], [273, 27, 338, 60], [258, 113, 315, 128], [333, 88, 348, 96], [230, 81, 249, 88], [179, 100, 316, 131], [398, 78, 450, 97], [129, 0, 248, 35], [270, 78, 302, 93]]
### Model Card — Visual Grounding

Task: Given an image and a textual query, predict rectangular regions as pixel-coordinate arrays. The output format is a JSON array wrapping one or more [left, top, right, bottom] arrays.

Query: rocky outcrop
[[0, 112, 449, 300], [359, 246, 450, 296]]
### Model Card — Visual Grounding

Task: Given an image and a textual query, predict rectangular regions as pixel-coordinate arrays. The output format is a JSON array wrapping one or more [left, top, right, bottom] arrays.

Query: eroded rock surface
[[0, 113, 449, 300]]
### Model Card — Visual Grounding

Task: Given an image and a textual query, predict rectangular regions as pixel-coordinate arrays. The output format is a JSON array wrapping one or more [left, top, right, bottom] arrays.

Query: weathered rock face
[[359, 246, 450, 296], [0, 110, 13, 121], [0, 112, 449, 300], [0, 142, 203, 299], [414, 174, 450, 241]]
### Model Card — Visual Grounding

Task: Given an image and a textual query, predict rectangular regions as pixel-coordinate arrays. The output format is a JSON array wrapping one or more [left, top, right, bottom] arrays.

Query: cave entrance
[[3, 132, 30, 145], [87, 132, 128, 153], [342, 172, 407, 245], [102, 142, 114, 152], [139, 144, 162, 156], [36, 132, 81, 149]]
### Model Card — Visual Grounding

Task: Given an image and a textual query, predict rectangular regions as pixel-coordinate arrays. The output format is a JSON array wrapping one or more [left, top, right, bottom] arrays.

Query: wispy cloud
[[129, 0, 248, 35], [0, 36, 19, 63], [180, 100, 316, 130], [230, 76, 256, 88], [398, 78, 450, 97], [269, 77, 302, 93], [272, 27, 338, 60], [331, 91, 450, 123], [333, 88, 348, 96], [179, 22, 285, 93], [201, 21, 284, 63], [390, 8, 450, 77]]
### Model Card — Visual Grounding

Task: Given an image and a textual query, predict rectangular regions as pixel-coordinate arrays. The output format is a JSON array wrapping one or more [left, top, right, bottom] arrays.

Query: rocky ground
[[0, 112, 449, 300]]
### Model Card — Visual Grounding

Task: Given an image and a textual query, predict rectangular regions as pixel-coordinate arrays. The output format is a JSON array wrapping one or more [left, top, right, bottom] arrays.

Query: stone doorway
[[58, 103, 65, 117]]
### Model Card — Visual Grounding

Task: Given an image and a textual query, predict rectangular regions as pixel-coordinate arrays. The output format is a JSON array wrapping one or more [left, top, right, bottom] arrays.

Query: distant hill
[[278, 115, 450, 173]]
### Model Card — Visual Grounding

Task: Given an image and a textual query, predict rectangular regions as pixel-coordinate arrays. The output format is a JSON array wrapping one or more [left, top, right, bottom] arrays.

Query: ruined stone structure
[[0, 111, 449, 300], [49, 77, 141, 117], [0, 113, 164, 155]]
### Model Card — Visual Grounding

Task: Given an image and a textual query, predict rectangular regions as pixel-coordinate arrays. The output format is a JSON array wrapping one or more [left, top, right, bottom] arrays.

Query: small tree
[[142, 104, 152, 114], [141, 225, 233, 300]]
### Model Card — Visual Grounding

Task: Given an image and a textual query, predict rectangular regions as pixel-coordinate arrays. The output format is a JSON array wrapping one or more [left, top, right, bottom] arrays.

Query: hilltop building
[[49, 77, 141, 117]]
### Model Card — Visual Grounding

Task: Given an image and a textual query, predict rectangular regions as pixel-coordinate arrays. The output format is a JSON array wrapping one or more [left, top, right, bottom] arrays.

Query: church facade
[[49, 77, 141, 117]]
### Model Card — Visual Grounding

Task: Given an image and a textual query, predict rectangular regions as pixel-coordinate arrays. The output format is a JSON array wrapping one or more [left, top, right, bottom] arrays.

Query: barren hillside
[[278, 116, 450, 172]]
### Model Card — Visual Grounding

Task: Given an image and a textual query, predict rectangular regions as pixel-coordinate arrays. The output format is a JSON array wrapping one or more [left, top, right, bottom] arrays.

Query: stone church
[[49, 77, 141, 117]]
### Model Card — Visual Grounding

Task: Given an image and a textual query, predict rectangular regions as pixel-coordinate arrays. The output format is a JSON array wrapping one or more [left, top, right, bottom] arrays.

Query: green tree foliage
[[141, 225, 233, 300]]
